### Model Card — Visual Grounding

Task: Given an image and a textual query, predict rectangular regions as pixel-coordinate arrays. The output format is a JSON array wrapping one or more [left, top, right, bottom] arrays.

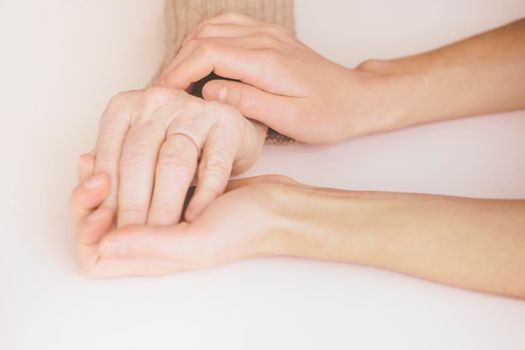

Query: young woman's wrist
[[257, 182, 385, 263], [346, 58, 423, 137]]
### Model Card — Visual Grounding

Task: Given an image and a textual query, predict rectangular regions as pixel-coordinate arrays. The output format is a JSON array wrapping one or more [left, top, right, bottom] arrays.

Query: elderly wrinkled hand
[[92, 87, 265, 226]]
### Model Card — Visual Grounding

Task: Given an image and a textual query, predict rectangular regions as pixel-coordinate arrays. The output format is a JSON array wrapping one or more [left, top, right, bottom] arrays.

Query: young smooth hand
[[93, 87, 265, 225], [157, 12, 385, 143], [70, 153, 295, 277]]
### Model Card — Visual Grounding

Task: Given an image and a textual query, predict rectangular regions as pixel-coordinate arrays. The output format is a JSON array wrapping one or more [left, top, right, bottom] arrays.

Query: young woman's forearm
[[360, 18, 525, 132], [272, 186, 525, 298]]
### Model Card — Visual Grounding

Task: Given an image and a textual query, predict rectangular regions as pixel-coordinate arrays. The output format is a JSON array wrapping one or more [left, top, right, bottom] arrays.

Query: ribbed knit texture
[[160, 0, 296, 144]]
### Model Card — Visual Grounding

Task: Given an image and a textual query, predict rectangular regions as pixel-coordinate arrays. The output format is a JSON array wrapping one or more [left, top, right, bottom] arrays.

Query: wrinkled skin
[[92, 87, 265, 226]]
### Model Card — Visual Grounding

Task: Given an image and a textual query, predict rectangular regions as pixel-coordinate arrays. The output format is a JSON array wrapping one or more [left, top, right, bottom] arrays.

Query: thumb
[[203, 79, 297, 135], [98, 224, 207, 261]]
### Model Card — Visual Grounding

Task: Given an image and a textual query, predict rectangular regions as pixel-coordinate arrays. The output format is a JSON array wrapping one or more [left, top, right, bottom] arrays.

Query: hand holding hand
[[70, 154, 298, 277], [158, 12, 385, 143]]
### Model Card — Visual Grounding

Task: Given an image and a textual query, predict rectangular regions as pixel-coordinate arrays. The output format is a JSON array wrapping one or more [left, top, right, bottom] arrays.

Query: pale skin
[[71, 13, 525, 298], [93, 87, 265, 225]]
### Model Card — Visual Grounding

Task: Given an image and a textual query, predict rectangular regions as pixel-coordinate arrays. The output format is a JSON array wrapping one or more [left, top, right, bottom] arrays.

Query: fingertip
[[202, 80, 226, 101]]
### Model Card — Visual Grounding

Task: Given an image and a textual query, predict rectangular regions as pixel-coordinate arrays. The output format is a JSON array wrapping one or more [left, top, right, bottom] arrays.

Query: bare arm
[[159, 16, 525, 142], [72, 166, 525, 299], [274, 183, 525, 298], [361, 18, 525, 133]]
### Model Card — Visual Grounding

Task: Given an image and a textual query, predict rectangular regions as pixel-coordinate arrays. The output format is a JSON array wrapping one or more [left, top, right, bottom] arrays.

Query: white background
[[1, 1, 525, 349]]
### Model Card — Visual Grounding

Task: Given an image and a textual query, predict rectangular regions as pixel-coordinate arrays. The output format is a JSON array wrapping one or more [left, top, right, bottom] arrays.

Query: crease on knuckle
[[219, 11, 243, 22], [197, 40, 216, 59], [201, 152, 231, 186], [120, 144, 152, 169], [150, 200, 178, 214], [197, 23, 217, 37], [253, 33, 278, 48], [157, 156, 194, 179], [142, 87, 186, 108]]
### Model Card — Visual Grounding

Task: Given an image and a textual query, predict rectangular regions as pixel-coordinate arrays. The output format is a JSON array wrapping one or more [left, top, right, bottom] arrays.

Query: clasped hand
[[70, 12, 360, 277]]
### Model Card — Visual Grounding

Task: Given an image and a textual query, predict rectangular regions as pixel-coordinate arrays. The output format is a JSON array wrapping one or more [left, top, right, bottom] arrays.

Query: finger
[[182, 12, 263, 46], [184, 125, 237, 221], [167, 35, 280, 76], [147, 133, 199, 225], [77, 214, 182, 278], [202, 79, 299, 137], [117, 125, 165, 228], [200, 12, 263, 26], [77, 153, 95, 184], [70, 172, 111, 223], [162, 34, 290, 86], [160, 42, 266, 91], [187, 23, 298, 48], [78, 226, 184, 278], [94, 95, 132, 210], [99, 224, 205, 264]]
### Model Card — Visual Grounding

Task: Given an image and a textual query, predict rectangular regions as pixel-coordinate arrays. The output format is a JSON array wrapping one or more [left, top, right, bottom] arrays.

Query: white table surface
[[1, 1, 524, 349]]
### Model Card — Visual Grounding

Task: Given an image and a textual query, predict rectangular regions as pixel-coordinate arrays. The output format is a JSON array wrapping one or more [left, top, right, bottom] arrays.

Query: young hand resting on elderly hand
[[69, 13, 525, 299]]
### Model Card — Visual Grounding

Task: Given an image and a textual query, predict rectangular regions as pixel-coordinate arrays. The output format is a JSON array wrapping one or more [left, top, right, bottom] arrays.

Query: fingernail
[[83, 173, 103, 190], [100, 240, 127, 256], [218, 86, 227, 102]]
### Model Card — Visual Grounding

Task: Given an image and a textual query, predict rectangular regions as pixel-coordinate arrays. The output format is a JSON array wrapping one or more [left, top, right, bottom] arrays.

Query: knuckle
[[204, 151, 231, 174], [254, 34, 278, 48], [100, 106, 129, 127], [265, 24, 287, 38], [120, 148, 150, 169], [196, 40, 216, 58], [157, 155, 194, 178], [119, 204, 146, 218], [259, 48, 281, 67], [100, 92, 136, 126], [197, 23, 216, 37], [220, 11, 243, 21], [150, 200, 178, 214], [142, 86, 184, 106], [108, 90, 134, 106], [201, 153, 231, 188]]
